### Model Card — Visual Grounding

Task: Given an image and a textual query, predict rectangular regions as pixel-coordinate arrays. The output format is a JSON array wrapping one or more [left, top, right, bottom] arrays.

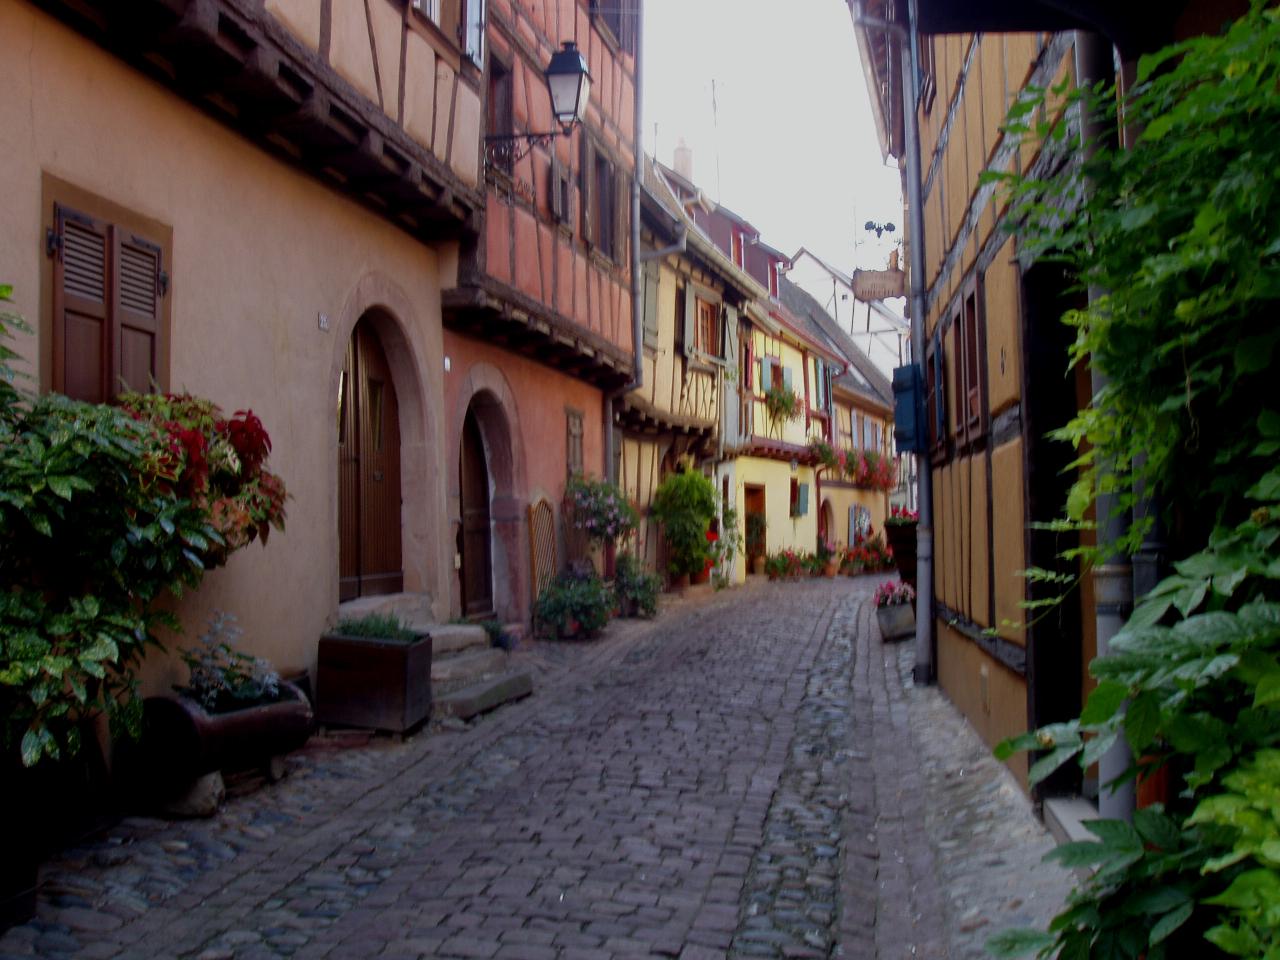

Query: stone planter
[[137, 681, 314, 800], [876, 602, 915, 641], [316, 632, 432, 733], [884, 523, 918, 590]]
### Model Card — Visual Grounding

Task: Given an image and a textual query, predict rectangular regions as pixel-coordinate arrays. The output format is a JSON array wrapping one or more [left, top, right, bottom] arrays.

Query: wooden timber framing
[[31, 0, 484, 242], [442, 276, 633, 390]]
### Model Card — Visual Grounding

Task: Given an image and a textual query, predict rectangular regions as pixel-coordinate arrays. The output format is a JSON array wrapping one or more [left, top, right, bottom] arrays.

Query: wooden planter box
[[315, 632, 432, 732], [884, 522, 918, 590], [876, 602, 916, 641], [137, 682, 314, 799]]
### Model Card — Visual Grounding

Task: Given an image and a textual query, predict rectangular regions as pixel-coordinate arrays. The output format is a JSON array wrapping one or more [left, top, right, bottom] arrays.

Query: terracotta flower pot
[[751, 555, 767, 576]]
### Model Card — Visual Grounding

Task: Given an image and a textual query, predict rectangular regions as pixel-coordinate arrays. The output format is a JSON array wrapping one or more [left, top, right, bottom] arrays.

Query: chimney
[[673, 137, 693, 182]]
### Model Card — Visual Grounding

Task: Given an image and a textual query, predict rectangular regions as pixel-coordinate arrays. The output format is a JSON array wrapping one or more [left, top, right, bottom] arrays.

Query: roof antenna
[[711, 78, 722, 203]]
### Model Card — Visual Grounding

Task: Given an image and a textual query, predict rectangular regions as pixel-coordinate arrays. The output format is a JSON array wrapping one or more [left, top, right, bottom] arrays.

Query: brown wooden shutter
[[614, 167, 628, 264], [550, 152, 563, 221], [53, 204, 111, 402], [114, 233, 163, 395], [580, 136, 593, 245], [681, 284, 695, 359]]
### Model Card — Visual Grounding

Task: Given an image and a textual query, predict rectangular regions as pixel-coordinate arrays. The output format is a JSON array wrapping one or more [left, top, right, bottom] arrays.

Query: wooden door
[[459, 408, 494, 616], [745, 485, 766, 562], [338, 319, 403, 602]]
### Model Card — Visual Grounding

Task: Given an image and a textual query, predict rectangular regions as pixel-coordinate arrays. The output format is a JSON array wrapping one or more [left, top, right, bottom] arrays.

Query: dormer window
[[732, 230, 744, 268], [768, 262, 779, 298]]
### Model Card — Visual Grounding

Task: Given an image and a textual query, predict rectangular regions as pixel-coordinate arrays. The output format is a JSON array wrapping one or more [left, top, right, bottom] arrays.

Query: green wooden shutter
[[797, 482, 809, 516], [781, 365, 793, 392], [642, 260, 660, 347], [682, 284, 695, 359]]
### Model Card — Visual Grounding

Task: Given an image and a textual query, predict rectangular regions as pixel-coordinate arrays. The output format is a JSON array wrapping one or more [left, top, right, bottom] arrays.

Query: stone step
[[337, 592, 433, 624], [417, 623, 489, 656], [431, 646, 508, 684], [434, 671, 534, 721]]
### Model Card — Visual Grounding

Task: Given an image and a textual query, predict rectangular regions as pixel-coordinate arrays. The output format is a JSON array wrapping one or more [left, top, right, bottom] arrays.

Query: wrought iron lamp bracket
[[483, 126, 574, 169]]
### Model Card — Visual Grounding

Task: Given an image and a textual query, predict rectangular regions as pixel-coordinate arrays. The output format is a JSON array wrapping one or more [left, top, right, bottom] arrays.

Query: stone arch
[[330, 272, 441, 605], [449, 362, 529, 624]]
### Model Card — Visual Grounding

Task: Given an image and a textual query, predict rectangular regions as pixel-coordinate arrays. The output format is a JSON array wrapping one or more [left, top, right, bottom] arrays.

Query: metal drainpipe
[[1075, 29, 1134, 821], [606, 0, 646, 485], [850, 1, 934, 682]]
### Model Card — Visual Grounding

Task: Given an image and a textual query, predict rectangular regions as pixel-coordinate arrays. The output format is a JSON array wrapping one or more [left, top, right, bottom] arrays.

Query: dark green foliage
[[333, 613, 418, 643], [650, 469, 717, 577], [535, 569, 613, 639], [987, 7, 1280, 957], [614, 552, 661, 618]]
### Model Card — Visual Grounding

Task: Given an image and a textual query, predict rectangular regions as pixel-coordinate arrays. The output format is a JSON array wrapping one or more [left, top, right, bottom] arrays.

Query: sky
[[640, 0, 904, 275]]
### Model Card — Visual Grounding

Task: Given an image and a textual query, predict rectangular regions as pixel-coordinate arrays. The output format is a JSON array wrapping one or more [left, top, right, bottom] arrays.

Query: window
[[789, 479, 809, 518], [566, 409, 584, 478], [590, 0, 635, 55], [412, 0, 481, 57], [47, 183, 170, 403], [696, 298, 720, 358], [838, 406, 854, 450], [925, 333, 946, 452], [463, 0, 485, 65], [581, 138, 621, 261], [486, 56, 513, 173], [550, 154, 574, 227], [641, 260, 660, 347], [768, 262, 779, 298], [961, 288, 981, 428], [732, 231, 744, 268]]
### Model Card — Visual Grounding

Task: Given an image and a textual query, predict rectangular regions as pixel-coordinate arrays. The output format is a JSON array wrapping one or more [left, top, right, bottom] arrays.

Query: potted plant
[[614, 553, 661, 618], [649, 469, 717, 589], [565, 474, 638, 578], [534, 569, 614, 639], [746, 513, 768, 575], [817, 539, 840, 577], [873, 580, 916, 641], [316, 613, 432, 732], [136, 612, 312, 809], [883, 505, 918, 588]]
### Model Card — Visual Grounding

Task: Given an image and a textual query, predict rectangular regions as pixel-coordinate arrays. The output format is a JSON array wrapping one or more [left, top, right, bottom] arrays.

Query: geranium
[[886, 504, 919, 525], [873, 580, 915, 608]]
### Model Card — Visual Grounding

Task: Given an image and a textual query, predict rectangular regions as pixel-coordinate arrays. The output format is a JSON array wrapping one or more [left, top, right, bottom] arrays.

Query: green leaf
[[1029, 744, 1081, 785], [1125, 693, 1162, 754], [1133, 808, 1181, 851], [986, 928, 1055, 958], [1148, 903, 1193, 946], [1081, 680, 1128, 724]]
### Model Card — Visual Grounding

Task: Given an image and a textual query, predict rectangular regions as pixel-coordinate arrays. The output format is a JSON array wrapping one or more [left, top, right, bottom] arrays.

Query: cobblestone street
[[0, 579, 1073, 960]]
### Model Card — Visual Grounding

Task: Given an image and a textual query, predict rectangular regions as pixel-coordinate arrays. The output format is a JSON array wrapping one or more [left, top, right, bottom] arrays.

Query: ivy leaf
[[986, 928, 1055, 958]]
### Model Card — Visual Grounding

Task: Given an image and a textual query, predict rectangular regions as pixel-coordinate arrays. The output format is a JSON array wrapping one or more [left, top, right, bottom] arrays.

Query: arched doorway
[[819, 498, 835, 547], [459, 406, 494, 616], [338, 315, 403, 601]]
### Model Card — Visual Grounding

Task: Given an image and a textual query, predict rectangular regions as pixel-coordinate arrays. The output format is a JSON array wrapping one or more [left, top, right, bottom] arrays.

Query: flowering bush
[[534, 568, 614, 639], [873, 580, 915, 608], [844, 533, 894, 574], [565, 474, 638, 545], [118, 392, 287, 558], [886, 504, 919, 525], [764, 385, 802, 423]]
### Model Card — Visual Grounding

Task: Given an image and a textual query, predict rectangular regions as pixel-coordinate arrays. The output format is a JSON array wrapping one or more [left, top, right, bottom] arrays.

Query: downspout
[[1076, 30, 1134, 821], [855, 0, 935, 684], [606, 0, 646, 485]]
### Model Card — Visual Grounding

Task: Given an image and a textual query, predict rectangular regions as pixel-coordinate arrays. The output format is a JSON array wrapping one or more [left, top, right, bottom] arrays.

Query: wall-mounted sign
[[852, 268, 906, 301]]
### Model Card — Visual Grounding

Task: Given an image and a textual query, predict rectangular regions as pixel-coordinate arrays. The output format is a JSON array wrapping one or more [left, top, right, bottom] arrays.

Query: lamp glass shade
[[545, 42, 591, 126]]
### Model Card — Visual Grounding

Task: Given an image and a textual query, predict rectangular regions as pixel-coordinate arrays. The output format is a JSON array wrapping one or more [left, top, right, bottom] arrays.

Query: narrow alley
[[0, 580, 1071, 960]]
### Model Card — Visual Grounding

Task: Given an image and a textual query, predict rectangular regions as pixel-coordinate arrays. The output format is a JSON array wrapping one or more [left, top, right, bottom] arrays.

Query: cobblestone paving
[[0, 579, 1073, 960]]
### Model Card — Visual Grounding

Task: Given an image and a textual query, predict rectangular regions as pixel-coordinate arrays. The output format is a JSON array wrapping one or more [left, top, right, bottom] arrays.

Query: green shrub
[[650, 469, 717, 578], [177, 611, 280, 712], [614, 552, 661, 618], [0, 284, 288, 767], [535, 570, 613, 639]]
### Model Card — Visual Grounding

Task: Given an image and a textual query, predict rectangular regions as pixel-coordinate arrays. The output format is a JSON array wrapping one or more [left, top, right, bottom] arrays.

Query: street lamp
[[484, 41, 591, 168]]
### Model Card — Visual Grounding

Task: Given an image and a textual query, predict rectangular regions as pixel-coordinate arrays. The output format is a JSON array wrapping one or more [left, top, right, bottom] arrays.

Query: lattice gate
[[527, 498, 557, 604]]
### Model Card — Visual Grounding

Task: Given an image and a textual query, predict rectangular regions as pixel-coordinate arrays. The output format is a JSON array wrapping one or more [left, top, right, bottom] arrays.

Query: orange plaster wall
[[443, 331, 603, 505]]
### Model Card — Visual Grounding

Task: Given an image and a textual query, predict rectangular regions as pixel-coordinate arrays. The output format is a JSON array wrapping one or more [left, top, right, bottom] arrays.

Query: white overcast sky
[[640, 0, 904, 274]]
